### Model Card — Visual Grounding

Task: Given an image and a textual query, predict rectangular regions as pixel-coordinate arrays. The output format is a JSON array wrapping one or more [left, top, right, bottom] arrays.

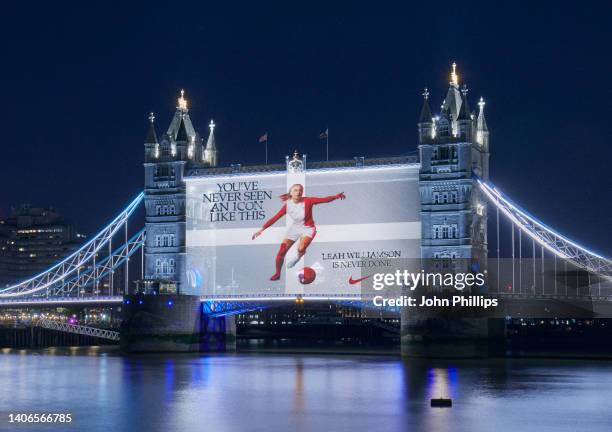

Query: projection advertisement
[[185, 164, 421, 297]]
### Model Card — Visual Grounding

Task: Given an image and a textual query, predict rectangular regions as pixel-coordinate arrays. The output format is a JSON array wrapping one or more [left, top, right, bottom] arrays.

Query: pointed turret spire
[[477, 97, 488, 132], [177, 89, 188, 112], [457, 85, 471, 121], [167, 89, 197, 140], [476, 97, 489, 149], [146, 112, 158, 143], [457, 85, 472, 139], [417, 88, 435, 143], [144, 112, 160, 162], [203, 119, 218, 166], [176, 116, 188, 142], [419, 87, 433, 123], [450, 62, 459, 87], [205, 120, 216, 150], [441, 62, 462, 122]]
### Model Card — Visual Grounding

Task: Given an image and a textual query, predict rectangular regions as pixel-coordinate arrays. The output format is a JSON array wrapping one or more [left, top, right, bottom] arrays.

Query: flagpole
[[326, 128, 329, 161], [265, 132, 268, 165]]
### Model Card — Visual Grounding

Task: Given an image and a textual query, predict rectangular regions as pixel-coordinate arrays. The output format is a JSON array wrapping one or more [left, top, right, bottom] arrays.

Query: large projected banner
[[185, 164, 421, 297]]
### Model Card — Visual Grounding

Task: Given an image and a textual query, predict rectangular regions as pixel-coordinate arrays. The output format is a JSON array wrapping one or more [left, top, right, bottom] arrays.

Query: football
[[298, 267, 316, 284]]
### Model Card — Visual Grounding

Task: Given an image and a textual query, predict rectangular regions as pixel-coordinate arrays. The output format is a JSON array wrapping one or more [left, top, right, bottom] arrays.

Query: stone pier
[[120, 294, 236, 353]]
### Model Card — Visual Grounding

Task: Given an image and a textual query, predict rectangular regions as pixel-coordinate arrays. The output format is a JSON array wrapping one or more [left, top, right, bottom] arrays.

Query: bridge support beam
[[120, 295, 236, 353]]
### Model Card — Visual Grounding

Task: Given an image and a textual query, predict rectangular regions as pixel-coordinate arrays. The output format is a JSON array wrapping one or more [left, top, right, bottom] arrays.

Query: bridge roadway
[[2, 294, 612, 319], [0, 294, 363, 307]]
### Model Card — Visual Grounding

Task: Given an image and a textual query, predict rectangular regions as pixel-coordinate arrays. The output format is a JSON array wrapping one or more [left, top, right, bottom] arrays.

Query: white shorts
[[285, 224, 316, 242]]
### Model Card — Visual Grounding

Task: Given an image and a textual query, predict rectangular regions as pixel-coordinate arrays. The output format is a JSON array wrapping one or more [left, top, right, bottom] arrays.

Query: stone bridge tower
[[417, 63, 490, 283], [401, 64, 493, 358], [121, 90, 226, 353], [141, 91, 217, 295]]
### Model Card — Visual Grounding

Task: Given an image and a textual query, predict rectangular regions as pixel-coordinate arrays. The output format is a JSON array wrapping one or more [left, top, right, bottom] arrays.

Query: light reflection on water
[[0, 347, 611, 432]]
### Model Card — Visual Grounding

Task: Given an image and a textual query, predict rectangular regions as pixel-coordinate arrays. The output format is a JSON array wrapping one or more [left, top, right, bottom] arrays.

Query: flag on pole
[[319, 128, 329, 161], [260, 132, 269, 164]]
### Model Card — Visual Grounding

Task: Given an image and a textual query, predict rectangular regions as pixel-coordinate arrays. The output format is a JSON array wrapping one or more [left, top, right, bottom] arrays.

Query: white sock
[[286, 254, 302, 269]]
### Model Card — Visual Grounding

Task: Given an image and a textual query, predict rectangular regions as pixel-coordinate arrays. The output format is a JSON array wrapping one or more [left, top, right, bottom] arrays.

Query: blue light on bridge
[[138, 299, 144, 305], [167, 300, 173, 307]]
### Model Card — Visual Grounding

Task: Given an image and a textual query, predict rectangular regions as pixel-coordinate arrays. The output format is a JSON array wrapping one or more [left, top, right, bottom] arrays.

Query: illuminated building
[[142, 91, 218, 294], [0, 206, 84, 286], [417, 63, 490, 279]]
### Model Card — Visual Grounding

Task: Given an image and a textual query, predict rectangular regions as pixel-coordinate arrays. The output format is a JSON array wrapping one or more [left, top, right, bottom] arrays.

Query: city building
[[0, 206, 85, 287]]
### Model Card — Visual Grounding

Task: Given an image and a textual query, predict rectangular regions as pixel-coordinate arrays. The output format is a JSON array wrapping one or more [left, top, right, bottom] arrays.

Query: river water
[[0, 347, 611, 432]]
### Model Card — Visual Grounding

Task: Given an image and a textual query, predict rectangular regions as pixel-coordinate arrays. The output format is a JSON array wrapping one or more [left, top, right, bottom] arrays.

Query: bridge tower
[[122, 91, 232, 352], [142, 90, 216, 295], [418, 63, 490, 280], [402, 64, 494, 357]]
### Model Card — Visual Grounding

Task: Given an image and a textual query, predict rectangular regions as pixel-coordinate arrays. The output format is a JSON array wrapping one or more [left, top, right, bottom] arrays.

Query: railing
[[477, 178, 612, 278], [0, 296, 122, 306], [37, 319, 120, 341]]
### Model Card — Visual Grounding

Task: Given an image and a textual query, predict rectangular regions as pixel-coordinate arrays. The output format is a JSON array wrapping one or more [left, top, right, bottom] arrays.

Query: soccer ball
[[298, 267, 316, 284]]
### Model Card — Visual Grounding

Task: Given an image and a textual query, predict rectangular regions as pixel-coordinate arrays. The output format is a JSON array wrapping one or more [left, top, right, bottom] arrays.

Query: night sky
[[1, 2, 610, 255]]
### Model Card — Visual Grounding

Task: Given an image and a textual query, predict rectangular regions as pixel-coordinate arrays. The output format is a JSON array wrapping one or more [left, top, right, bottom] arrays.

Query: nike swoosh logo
[[348, 275, 371, 285]]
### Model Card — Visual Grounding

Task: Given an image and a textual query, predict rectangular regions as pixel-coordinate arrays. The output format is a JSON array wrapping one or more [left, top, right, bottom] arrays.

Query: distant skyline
[[0, 2, 610, 255]]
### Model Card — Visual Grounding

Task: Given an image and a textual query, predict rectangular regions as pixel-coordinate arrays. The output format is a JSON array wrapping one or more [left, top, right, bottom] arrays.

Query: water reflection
[[0, 348, 611, 432], [420, 367, 456, 432], [294, 359, 305, 412]]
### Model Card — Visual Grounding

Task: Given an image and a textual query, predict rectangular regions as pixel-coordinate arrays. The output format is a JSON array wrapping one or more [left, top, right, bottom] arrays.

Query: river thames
[[1, 347, 611, 432]]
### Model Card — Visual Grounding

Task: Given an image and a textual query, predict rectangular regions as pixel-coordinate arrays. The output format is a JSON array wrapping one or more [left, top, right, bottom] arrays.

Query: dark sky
[[0, 2, 610, 256]]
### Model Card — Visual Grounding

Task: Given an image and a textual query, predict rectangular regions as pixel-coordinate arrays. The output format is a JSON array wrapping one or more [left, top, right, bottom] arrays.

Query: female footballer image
[[252, 184, 346, 280]]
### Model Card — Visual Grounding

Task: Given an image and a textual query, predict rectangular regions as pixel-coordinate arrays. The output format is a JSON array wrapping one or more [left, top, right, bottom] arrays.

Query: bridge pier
[[120, 295, 236, 353], [400, 304, 507, 358]]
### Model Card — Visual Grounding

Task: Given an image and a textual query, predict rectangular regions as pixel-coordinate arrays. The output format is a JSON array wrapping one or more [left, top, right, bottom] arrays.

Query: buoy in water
[[430, 398, 452, 407]]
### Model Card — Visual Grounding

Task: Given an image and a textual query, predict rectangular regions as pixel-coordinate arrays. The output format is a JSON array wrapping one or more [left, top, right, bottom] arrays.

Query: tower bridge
[[0, 64, 610, 354]]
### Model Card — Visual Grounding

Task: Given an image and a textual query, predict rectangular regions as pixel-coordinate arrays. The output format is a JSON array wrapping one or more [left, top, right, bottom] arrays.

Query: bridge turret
[[476, 97, 489, 153], [417, 88, 433, 143], [441, 62, 462, 136], [144, 112, 159, 163], [417, 62, 490, 287], [141, 89, 219, 295], [175, 117, 190, 160], [128, 90, 234, 353], [457, 85, 472, 140], [167, 90, 196, 141], [203, 120, 218, 167], [141, 89, 204, 295]]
